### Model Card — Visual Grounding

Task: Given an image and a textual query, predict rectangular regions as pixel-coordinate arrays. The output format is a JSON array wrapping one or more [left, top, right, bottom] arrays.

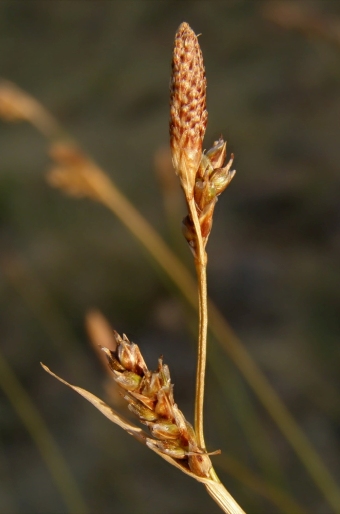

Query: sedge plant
[[2, 20, 340, 514], [41, 22, 244, 513]]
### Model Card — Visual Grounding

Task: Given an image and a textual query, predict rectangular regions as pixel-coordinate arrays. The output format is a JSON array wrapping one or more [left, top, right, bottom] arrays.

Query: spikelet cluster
[[183, 138, 235, 252], [170, 23, 235, 253], [101, 331, 213, 477]]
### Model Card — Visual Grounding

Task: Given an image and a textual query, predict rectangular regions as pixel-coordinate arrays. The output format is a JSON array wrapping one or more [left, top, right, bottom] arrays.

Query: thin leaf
[[41, 363, 146, 444]]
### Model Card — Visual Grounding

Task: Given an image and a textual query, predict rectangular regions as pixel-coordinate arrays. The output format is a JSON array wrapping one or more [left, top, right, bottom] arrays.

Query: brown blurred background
[[0, 1, 340, 513]]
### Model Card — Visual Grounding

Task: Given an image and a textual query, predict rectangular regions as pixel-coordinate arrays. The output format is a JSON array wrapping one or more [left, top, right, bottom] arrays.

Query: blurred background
[[0, 1, 340, 513]]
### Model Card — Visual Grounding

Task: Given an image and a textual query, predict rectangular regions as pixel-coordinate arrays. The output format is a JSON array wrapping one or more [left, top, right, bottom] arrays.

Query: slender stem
[[195, 258, 208, 450], [187, 196, 208, 451], [188, 197, 231, 491]]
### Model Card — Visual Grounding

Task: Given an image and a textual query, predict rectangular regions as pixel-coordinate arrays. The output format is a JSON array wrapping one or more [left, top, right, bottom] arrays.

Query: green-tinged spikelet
[[101, 331, 213, 477]]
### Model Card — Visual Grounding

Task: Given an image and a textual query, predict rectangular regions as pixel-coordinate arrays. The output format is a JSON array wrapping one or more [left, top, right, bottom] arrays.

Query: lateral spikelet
[[101, 331, 212, 477]]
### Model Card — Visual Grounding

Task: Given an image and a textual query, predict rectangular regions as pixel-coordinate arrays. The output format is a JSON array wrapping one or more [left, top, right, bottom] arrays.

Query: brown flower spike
[[101, 331, 216, 477], [170, 23, 235, 253], [170, 22, 208, 198]]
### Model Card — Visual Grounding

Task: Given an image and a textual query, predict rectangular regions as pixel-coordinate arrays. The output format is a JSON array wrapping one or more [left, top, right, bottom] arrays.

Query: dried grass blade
[[41, 363, 147, 444]]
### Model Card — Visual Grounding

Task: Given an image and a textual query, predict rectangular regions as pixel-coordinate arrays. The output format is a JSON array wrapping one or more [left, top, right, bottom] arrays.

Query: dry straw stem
[[1, 35, 340, 512]]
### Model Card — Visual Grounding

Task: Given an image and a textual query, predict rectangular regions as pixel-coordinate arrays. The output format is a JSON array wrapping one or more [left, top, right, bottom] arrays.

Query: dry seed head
[[170, 22, 207, 198], [0, 82, 29, 122], [47, 143, 119, 203], [169, 25, 236, 254], [101, 331, 213, 477], [182, 137, 236, 253]]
